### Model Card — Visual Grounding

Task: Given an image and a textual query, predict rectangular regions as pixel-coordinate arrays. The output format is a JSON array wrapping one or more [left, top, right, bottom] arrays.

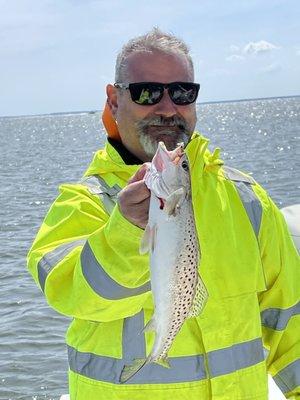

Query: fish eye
[[181, 160, 189, 171]]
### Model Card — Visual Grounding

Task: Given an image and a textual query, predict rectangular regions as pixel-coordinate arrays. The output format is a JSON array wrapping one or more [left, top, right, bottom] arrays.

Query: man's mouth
[[148, 124, 176, 127], [146, 125, 181, 132]]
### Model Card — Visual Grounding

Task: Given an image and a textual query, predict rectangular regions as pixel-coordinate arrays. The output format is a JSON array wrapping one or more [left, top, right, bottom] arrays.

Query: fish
[[119, 141, 209, 383]]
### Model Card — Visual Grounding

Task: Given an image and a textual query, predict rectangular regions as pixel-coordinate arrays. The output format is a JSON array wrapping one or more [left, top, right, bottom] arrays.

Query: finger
[[122, 180, 150, 203], [128, 197, 150, 227], [118, 181, 150, 203], [133, 196, 150, 211], [128, 163, 151, 184]]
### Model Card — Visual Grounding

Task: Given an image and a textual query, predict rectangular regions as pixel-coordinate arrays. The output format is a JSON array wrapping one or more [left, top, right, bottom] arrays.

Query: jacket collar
[[107, 138, 143, 165]]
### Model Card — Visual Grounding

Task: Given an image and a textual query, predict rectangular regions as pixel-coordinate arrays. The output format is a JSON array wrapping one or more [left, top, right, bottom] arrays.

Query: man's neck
[[107, 138, 143, 165]]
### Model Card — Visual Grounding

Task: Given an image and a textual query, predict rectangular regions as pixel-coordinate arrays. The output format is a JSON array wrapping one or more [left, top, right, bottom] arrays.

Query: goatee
[[135, 115, 192, 158]]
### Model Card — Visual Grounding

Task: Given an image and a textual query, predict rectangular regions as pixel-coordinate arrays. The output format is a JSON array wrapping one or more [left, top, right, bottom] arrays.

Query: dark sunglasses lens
[[169, 83, 199, 105], [129, 83, 163, 105]]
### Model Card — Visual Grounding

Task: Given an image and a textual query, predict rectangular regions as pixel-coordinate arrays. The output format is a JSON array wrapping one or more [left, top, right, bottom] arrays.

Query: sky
[[1, 0, 300, 116]]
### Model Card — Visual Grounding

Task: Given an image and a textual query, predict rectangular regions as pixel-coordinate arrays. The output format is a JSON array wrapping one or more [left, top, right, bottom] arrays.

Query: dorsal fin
[[188, 276, 209, 318]]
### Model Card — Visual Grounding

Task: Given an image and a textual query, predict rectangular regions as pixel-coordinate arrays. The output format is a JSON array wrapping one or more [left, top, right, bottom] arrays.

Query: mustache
[[135, 115, 189, 132]]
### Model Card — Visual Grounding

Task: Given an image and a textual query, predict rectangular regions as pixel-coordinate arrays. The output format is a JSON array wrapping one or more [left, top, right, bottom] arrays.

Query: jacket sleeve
[[257, 194, 300, 399], [27, 182, 151, 322]]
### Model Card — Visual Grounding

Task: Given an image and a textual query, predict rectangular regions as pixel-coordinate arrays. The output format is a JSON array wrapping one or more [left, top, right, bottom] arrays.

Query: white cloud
[[260, 63, 281, 74], [226, 40, 279, 64], [243, 40, 280, 55], [226, 54, 244, 62], [229, 44, 240, 53]]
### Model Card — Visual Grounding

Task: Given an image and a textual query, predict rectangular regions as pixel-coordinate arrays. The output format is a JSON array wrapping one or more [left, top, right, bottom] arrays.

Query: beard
[[135, 115, 192, 158]]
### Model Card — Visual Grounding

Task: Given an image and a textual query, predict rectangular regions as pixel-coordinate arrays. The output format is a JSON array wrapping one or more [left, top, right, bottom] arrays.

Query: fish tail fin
[[155, 356, 171, 369], [142, 317, 156, 333], [119, 358, 148, 383]]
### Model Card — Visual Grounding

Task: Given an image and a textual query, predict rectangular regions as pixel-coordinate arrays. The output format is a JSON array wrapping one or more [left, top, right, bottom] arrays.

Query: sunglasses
[[114, 81, 200, 106]]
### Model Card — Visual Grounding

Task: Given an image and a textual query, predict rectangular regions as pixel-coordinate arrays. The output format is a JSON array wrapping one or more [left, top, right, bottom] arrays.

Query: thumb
[[128, 162, 151, 184]]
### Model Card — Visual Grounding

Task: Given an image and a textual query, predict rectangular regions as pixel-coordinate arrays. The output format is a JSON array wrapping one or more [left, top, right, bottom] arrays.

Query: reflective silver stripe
[[124, 315, 264, 382], [223, 166, 256, 184], [121, 311, 207, 383], [261, 301, 300, 331], [223, 165, 262, 237], [263, 346, 269, 360], [81, 242, 151, 299], [68, 311, 206, 383], [273, 359, 300, 394], [68, 345, 123, 384], [207, 338, 265, 377], [80, 175, 122, 215], [68, 310, 264, 384], [68, 344, 207, 384], [38, 239, 85, 292], [122, 310, 146, 363]]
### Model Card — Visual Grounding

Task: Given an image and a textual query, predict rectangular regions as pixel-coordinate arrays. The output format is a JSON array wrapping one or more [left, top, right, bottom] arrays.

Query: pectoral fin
[[164, 188, 186, 216], [140, 224, 157, 254]]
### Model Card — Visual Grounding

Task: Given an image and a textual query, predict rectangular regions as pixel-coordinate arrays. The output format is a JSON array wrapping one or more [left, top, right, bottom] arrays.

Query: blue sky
[[1, 0, 299, 116]]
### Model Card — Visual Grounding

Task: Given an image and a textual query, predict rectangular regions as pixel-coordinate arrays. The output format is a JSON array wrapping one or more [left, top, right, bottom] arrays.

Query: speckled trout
[[120, 142, 209, 383]]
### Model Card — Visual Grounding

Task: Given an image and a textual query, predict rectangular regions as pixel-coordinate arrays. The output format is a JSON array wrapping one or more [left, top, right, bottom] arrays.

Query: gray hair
[[115, 27, 194, 83]]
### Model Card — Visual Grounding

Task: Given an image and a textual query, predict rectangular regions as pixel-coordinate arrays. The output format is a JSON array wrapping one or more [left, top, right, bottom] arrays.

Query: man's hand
[[117, 163, 151, 229]]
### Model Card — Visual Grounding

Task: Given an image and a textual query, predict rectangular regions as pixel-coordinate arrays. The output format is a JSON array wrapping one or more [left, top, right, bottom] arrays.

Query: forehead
[[125, 50, 193, 83]]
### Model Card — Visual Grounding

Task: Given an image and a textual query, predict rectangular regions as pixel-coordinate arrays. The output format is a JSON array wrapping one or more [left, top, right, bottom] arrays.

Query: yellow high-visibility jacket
[[27, 134, 300, 400]]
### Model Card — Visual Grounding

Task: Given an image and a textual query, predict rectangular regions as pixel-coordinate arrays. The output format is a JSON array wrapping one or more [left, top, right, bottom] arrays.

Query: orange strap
[[101, 101, 121, 141]]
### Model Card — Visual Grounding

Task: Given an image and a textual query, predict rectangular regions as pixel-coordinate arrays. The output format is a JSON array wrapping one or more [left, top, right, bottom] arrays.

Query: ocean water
[[0, 97, 299, 400]]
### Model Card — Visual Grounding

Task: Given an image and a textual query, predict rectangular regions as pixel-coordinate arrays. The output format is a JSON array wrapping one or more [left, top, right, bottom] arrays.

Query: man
[[27, 28, 300, 399]]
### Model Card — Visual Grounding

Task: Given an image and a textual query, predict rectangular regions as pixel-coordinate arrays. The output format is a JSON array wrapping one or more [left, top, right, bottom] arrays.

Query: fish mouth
[[150, 141, 185, 172]]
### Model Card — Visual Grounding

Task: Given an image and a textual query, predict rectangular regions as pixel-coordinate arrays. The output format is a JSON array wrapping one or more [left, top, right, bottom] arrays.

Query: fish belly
[[147, 196, 197, 359]]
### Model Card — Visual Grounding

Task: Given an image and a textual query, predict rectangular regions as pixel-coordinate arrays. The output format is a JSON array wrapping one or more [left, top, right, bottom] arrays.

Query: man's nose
[[153, 89, 177, 118]]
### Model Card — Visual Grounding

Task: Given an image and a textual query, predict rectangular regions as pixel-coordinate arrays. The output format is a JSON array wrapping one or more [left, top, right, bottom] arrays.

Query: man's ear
[[106, 84, 118, 119]]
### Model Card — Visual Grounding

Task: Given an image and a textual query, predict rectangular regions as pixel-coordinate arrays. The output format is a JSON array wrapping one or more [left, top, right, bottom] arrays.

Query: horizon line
[[1, 94, 299, 119]]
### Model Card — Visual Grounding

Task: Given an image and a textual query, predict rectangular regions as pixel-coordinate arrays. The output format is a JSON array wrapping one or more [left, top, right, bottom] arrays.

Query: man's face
[[107, 50, 197, 162]]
